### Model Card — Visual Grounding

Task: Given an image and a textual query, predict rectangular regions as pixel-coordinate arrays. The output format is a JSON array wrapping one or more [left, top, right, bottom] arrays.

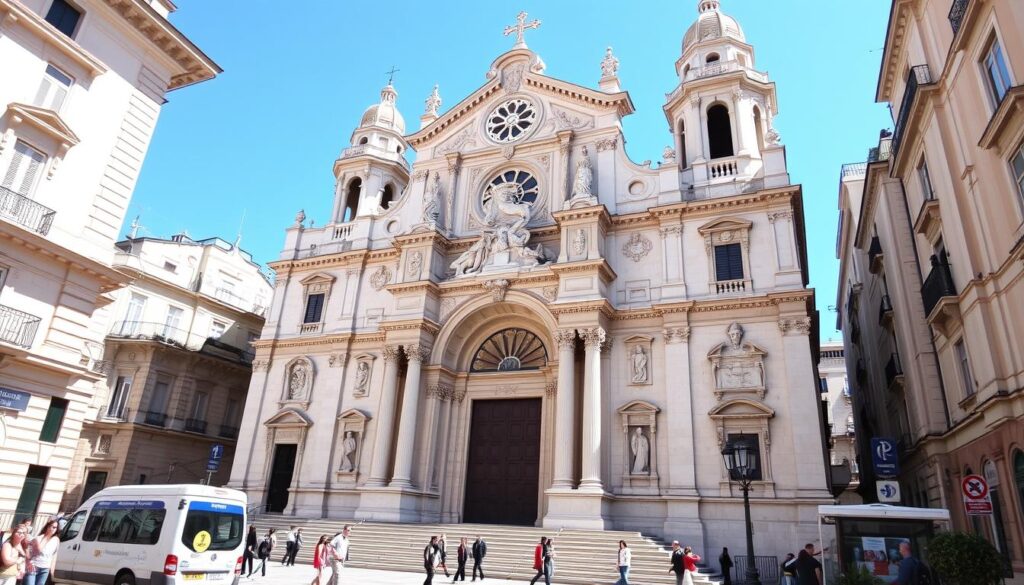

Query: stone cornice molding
[[549, 299, 615, 319], [406, 81, 503, 147], [649, 187, 799, 221], [875, 0, 917, 103], [379, 318, 441, 336], [548, 258, 617, 282], [551, 205, 612, 230], [0, 228, 128, 290], [523, 76, 634, 117], [384, 281, 440, 296], [392, 230, 452, 250]]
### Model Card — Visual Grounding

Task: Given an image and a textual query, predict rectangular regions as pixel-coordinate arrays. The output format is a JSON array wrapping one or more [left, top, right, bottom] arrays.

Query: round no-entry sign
[[962, 474, 989, 500]]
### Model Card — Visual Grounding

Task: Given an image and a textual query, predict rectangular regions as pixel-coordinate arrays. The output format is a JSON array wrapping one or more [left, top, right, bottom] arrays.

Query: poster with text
[[851, 536, 908, 583]]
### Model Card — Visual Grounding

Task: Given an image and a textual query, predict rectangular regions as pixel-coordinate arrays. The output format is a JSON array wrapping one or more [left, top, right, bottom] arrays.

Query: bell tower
[[665, 0, 789, 196], [331, 82, 411, 224]]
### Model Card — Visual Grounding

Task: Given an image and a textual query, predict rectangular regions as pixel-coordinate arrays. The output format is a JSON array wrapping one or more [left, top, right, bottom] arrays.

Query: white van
[[54, 484, 247, 585]]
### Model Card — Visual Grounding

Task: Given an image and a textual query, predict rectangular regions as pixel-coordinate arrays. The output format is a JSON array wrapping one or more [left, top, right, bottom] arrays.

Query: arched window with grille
[[471, 328, 547, 372]]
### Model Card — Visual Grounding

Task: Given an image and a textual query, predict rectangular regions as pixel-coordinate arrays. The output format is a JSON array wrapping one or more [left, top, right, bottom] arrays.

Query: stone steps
[[251, 517, 723, 585]]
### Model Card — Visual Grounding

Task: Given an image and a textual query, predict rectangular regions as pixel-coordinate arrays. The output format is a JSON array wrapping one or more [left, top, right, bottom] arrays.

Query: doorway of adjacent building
[[15, 465, 49, 518], [80, 470, 108, 503], [463, 398, 542, 525], [266, 444, 297, 513]]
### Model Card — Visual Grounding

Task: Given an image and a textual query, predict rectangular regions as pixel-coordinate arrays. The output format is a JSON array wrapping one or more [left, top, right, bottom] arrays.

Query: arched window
[[707, 104, 734, 159], [471, 328, 547, 372], [678, 120, 687, 168], [380, 184, 395, 210], [682, 64, 691, 79], [753, 105, 765, 152], [706, 52, 720, 64], [1014, 451, 1024, 524], [359, 137, 368, 145], [342, 178, 361, 222]]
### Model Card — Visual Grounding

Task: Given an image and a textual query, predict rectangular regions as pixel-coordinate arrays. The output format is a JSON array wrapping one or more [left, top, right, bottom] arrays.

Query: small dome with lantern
[[359, 83, 406, 135], [682, 0, 745, 55]]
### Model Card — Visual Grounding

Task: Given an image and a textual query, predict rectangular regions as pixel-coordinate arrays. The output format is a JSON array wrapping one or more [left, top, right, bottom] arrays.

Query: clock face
[[486, 98, 538, 143]]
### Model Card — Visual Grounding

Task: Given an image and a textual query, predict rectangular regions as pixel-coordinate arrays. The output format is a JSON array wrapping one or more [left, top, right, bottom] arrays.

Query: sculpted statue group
[[450, 181, 546, 276]]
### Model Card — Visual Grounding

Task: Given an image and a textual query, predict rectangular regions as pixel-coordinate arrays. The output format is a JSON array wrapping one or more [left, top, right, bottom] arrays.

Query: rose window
[[486, 98, 537, 143], [482, 170, 539, 212], [471, 328, 548, 372]]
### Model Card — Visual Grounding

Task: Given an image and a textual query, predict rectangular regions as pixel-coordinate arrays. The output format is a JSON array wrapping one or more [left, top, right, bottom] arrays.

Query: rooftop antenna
[[234, 208, 246, 249], [385, 65, 400, 86], [128, 215, 141, 239]]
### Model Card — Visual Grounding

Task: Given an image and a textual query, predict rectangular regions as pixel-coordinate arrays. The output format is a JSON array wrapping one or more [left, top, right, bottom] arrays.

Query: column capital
[[663, 327, 690, 344], [554, 328, 577, 351], [580, 327, 606, 349], [382, 345, 401, 363], [427, 383, 454, 402], [406, 343, 431, 363]]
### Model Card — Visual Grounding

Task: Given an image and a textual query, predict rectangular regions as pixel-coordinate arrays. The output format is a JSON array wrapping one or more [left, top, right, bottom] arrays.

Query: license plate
[[208, 574, 227, 581], [183, 575, 204, 581]]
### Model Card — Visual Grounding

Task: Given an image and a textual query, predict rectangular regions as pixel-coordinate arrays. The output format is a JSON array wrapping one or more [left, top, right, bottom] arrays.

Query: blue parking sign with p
[[871, 437, 900, 477], [207, 444, 224, 472]]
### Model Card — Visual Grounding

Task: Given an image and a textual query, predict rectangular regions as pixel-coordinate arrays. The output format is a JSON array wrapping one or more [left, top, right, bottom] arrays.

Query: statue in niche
[[630, 427, 649, 474], [423, 173, 441, 225], [708, 322, 768, 398], [571, 146, 593, 198], [287, 364, 307, 400], [340, 431, 357, 472], [631, 345, 648, 384], [727, 322, 744, 350], [354, 361, 370, 394]]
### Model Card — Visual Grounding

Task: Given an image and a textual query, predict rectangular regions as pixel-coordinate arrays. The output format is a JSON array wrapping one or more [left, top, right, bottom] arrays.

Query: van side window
[[98, 509, 132, 542], [125, 508, 166, 545], [61, 510, 87, 540], [83, 509, 105, 541]]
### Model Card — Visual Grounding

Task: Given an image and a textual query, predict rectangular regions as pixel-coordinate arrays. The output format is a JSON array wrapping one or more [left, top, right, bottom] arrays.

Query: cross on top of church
[[385, 65, 400, 86], [503, 11, 541, 49]]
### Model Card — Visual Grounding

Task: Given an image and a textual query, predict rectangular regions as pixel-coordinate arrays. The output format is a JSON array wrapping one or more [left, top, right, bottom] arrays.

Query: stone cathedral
[[229, 0, 832, 555]]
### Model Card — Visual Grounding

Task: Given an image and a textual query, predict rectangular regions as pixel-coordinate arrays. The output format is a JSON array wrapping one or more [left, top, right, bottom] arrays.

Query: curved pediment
[[708, 398, 774, 419], [264, 407, 313, 428]]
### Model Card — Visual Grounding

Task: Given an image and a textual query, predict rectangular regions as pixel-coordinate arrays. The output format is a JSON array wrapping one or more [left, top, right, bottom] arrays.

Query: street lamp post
[[722, 434, 762, 585]]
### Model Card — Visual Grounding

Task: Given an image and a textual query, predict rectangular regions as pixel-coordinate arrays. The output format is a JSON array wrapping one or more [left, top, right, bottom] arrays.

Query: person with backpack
[[244, 526, 258, 577], [254, 528, 276, 577], [895, 541, 932, 585]]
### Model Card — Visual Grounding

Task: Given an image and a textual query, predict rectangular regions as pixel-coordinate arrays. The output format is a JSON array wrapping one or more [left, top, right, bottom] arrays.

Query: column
[[366, 345, 401, 487], [390, 343, 429, 488], [551, 329, 577, 489], [663, 327, 697, 494], [579, 327, 605, 491]]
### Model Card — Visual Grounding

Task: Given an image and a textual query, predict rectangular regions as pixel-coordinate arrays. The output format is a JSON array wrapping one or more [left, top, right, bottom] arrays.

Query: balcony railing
[[108, 321, 254, 365], [885, 353, 904, 387], [141, 411, 167, 427], [922, 255, 957, 317], [218, 425, 239, 439], [0, 304, 41, 349], [868, 136, 893, 163], [892, 65, 932, 157], [841, 162, 867, 178], [949, 0, 970, 36], [684, 59, 769, 84], [184, 418, 207, 434], [714, 279, 749, 295], [0, 186, 56, 235]]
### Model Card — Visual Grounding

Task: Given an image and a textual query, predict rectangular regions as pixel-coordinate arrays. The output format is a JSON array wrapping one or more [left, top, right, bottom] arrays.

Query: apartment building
[[819, 342, 859, 504], [0, 0, 217, 522]]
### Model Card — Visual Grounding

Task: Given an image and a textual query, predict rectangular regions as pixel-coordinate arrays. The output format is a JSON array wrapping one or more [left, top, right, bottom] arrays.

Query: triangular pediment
[[337, 408, 371, 422], [406, 49, 633, 151], [300, 272, 335, 285], [708, 398, 775, 419], [698, 217, 753, 235], [264, 407, 313, 428], [707, 341, 768, 359], [5, 103, 80, 147], [617, 400, 660, 415]]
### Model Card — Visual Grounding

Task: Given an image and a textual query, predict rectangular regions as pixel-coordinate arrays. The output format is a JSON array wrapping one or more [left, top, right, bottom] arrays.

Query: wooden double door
[[463, 398, 542, 526]]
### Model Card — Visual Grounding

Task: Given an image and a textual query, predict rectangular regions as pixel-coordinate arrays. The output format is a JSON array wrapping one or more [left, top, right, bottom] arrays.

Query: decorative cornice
[[0, 0, 107, 76], [379, 318, 441, 336], [548, 258, 617, 282], [548, 299, 615, 319]]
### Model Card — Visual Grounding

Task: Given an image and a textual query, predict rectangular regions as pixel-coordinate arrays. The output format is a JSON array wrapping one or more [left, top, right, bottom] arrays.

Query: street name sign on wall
[[962, 474, 993, 516], [870, 437, 900, 477], [0, 387, 31, 412]]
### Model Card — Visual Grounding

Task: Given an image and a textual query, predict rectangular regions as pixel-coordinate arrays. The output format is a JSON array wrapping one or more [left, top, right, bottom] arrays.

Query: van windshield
[[180, 501, 244, 553]]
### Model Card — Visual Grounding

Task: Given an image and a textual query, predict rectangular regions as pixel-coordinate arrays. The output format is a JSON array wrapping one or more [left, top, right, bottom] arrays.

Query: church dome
[[682, 0, 745, 55], [359, 84, 406, 134]]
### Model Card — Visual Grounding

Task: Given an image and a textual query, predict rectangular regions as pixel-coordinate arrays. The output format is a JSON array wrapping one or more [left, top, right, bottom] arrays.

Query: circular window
[[482, 170, 539, 211], [471, 328, 548, 372], [486, 98, 538, 143]]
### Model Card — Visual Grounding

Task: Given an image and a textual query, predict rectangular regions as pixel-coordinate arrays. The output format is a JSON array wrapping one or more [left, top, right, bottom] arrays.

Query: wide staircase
[[250, 517, 723, 584]]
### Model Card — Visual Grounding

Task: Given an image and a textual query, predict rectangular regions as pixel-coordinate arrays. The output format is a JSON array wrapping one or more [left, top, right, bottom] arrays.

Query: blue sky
[[130, 1, 893, 341]]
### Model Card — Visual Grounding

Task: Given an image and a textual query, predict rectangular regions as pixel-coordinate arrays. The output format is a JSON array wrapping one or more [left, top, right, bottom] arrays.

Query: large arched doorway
[[463, 328, 546, 525]]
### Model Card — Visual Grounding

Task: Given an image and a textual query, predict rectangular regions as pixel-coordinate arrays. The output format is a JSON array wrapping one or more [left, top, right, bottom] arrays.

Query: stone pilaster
[[366, 345, 401, 487], [551, 329, 577, 488], [579, 326, 605, 491], [390, 343, 430, 488]]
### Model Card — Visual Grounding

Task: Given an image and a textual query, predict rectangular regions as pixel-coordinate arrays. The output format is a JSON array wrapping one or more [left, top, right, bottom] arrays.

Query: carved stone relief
[[283, 357, 314, 403], [407, 250, 423, 280], [622, 232, 653, 262], [707, 322, 768, 400], [370, 265, 392, 290]]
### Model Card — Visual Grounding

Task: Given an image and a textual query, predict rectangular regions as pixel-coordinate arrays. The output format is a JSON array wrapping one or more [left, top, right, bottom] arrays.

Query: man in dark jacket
[[668, 540, 685, 585], [472, 535, 487, 581], [424, 535, 440, 585]]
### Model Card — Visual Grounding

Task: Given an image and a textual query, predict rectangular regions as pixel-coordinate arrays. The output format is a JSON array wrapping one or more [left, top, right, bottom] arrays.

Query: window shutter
[[39, 398, 69, 443], [714, 243, 744, 281], [304, 293, 325, 323], [34, 77, 53, 107], [3, 141, 46, 196]]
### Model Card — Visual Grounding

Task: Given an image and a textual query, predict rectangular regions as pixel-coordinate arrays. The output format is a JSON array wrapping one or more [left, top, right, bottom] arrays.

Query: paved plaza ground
[[239, 563, 552, 585]]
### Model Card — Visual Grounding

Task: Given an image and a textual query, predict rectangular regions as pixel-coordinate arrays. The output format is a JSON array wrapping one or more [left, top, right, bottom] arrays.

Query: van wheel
[[114, 572, 136, 585]]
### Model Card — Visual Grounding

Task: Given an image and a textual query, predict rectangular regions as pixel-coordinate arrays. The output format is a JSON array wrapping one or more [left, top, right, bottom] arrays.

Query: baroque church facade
[[229, 0, 832, 553]]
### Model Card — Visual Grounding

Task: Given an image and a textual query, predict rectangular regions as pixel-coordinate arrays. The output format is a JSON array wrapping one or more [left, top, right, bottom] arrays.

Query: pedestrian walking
[[310, 535, 329, 585], [894, 540, 930, 585], [424, 535, 440, 585], [281, 526, 296, 565], [668, 540, 685, 585], [254, 528, 276, 577], [781, 553, 797, 585], [615, 540, 631, 585], [471, 534, 487, 581], [547, 538, 557, 579], [23, 519, 60, 585], [682, 546, 701, 585], [438, 533, 450, 578], [793, 546, 822, 585], [0, 522, 28, 585], [284, 527, 303, 566], [327, 525, 351, 585], [719, 547, 733, 585], [528, 536, 551, 585], [244, 526, 258, 577], [452, 537, 468, 582]]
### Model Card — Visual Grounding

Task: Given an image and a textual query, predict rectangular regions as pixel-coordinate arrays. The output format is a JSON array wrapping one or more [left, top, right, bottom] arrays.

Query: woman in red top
[[682, 546, 701, 585], [309, 535, 329, 585]]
